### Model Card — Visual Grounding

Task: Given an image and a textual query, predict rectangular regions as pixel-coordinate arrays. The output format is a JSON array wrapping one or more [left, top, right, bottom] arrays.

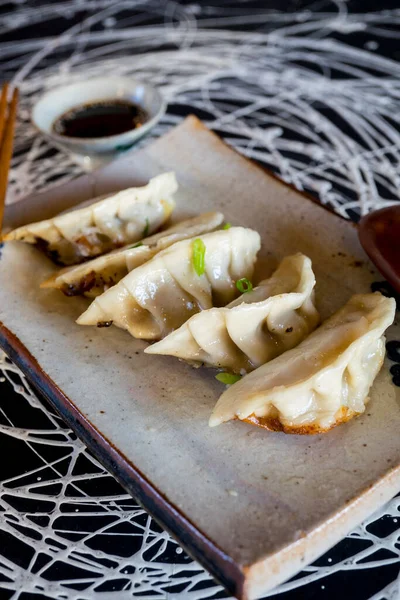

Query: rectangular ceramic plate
[[1, 116, 400, 600]]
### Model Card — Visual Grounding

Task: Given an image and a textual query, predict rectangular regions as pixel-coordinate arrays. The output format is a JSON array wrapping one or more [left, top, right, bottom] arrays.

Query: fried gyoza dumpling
[[4, 172, 177, 265], [209, 293, 395, 434], [145, 254, 319, 373], [40, 212, 224, 298], [77, 227, 261, 340]]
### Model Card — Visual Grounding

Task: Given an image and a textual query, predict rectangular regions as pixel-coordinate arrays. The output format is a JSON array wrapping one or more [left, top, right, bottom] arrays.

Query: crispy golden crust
[[241, 405, 362, 435]]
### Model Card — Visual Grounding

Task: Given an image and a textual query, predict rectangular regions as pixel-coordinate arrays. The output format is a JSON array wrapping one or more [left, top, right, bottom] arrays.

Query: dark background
[[0, 2, 399, 599]]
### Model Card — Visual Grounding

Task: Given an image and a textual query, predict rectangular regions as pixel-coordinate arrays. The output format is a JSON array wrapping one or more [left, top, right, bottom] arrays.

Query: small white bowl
[[32, 77, 165, 169]]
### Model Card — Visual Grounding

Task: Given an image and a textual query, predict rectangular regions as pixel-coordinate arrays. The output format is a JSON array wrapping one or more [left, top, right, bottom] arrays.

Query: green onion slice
[[142, 218, 150, 237], [236, 277, 253, 294], [215, 372, 241, 385], [222, 222, 231, 230], [192, 238, 206, 276], [129, 242, 143, 249]]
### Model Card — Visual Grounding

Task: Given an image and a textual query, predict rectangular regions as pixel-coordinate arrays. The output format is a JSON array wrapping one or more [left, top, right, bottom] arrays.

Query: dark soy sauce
[[53, 100, 148, 138]]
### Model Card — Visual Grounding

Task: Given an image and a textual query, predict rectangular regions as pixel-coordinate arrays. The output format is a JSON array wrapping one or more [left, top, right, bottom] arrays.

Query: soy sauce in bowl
[[52, 99, 148, 139]]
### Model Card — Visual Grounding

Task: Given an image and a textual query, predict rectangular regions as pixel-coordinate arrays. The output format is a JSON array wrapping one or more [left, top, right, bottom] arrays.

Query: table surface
[[0, 1, 399, 599]]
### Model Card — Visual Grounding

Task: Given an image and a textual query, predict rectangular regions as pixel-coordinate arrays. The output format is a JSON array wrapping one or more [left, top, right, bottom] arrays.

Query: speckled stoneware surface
[[1, 116, 400, 600]]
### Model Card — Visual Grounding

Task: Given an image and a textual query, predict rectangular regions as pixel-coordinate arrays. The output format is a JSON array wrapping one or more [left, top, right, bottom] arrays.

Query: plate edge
[[243, 463, 400, 599], [175, 115, 359, 227], [1, 116, 394, 600], [3, 322, 400, 600], [0, 322, 246, 600], [4, 115, 360, 233]]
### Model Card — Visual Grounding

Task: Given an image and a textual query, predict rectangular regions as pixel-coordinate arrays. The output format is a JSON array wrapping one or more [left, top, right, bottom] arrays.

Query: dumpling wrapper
[[209, 292, 396, 434], [145, 253, 319, 373], [40, 212, 224, 298], [77, 227, 261, 340], [3, 172, 177, 265]]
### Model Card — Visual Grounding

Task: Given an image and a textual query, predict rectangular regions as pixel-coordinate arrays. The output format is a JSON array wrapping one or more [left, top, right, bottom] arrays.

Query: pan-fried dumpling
[[40, 212, 224, 298], [77, 227, 261, 340], [3, 172, 177, 265], [209, 293, 395, 434], [145, 254, 319, 373]]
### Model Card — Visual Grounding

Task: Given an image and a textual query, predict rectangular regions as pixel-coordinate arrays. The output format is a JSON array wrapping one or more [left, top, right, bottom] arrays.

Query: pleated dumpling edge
[[145, 253, 319, 373], [77, 226, 261, 340], [4, 172, 177, 265], [40, 211, 224, 298], [209, 292, 396, 434]]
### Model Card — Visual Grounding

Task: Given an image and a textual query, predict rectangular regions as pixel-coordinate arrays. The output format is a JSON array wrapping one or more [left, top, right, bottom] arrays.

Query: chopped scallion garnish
[[192, 238, 206, 276], [129, 242, 143, 249], [236, 277, 253, 294], [142, 218, 149, 237], [215, 372, 241, 385], [223, 222, 231, 230]]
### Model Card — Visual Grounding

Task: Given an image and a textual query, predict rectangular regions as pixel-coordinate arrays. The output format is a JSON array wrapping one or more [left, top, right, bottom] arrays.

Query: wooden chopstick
[[0, 82, 9, 147], [0, 84, 18, 232]]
